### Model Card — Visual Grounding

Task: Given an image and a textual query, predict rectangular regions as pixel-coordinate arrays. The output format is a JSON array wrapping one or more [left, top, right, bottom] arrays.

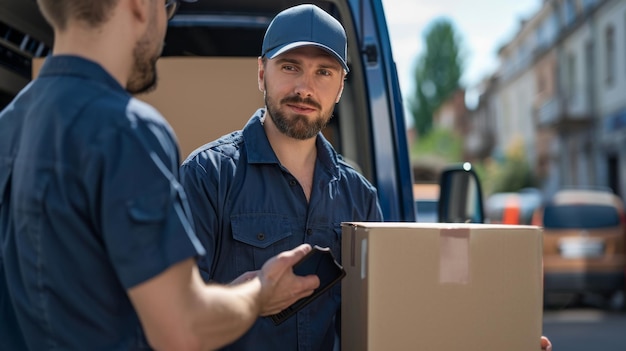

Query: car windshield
[[543, 204, 620, 229], [415, 200, 438, 222], [416, 200, 437, 213]]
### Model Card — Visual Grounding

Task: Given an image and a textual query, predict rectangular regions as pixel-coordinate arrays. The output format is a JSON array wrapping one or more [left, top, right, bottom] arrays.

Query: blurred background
[[384, 0, 625, 207], [384, 0, 626, 349]]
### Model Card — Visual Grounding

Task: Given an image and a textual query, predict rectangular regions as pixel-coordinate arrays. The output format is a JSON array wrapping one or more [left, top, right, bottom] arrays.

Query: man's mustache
[[280, 96, 321, 110]]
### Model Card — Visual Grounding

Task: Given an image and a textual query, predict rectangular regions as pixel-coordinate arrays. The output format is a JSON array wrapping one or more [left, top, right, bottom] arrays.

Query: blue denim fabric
[[0, 55, 204, 350], [180, 112, 383, 351]]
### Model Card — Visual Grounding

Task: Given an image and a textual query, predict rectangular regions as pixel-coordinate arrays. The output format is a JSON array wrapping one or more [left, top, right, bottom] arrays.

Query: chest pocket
[[231, 214, 294, 274]]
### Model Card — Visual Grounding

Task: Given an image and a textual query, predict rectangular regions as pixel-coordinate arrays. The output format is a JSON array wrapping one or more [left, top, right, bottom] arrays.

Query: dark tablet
[[269, 245, 346, 325]]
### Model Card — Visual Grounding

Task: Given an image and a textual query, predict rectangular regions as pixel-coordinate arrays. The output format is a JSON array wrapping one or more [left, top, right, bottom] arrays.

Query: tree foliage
[[409, 18, 464, 136], [482, 138, 537, 196], [410, 127, 463, 182], [411, 127, 462, 162]]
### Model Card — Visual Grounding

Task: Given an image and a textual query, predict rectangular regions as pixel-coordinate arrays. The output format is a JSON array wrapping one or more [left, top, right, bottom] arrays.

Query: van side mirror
[[438, 163, 485, 223]]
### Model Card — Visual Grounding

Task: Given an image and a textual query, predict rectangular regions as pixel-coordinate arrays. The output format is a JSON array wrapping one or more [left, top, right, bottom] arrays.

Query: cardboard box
[[341, 222, 543, 351], [35, 57, 264, 160], [34, 56, 342, 161], [137, 57, 264, 159]]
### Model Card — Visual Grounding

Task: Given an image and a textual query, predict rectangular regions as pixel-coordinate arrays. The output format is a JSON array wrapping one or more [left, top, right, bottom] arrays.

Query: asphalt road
[[543, 307, 626, 350]]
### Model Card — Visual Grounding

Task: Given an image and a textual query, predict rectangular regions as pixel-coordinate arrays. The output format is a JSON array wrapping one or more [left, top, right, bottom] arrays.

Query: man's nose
[[294, 74, 314, 97]]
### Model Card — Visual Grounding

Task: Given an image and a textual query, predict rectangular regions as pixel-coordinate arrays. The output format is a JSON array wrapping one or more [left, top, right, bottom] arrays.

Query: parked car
[[485, 188, 543, 225], [538, 189, 626, 309], [413, 183, 439, 222], [414, 199, 438, 222]]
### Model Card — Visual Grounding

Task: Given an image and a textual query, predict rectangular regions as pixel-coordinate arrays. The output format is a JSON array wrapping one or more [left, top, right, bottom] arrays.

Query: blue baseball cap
[[261, 4, 349, 72]]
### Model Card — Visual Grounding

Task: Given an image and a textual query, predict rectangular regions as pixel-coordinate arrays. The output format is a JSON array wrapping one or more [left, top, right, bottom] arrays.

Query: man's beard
[[264, 85, 333, 140], [126, 16, 161, 94]]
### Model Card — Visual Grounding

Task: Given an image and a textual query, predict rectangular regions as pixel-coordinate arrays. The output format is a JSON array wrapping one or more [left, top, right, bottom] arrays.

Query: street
[[543, 307, 626, 350]]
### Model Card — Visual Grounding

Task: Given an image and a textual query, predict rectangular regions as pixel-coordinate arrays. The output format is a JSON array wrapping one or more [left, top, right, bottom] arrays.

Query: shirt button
[[257, 233, 265, 241], [306, 229, 313, 236], [289, 179, 297, 186]]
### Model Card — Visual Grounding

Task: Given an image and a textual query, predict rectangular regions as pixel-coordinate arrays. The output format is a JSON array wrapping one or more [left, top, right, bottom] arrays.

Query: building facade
[[472, 0, 626, 201], [595, 0, 626, 200]]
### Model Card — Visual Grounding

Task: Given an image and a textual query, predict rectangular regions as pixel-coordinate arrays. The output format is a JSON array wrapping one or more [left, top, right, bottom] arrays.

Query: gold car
[[539, 189, 625, 308]]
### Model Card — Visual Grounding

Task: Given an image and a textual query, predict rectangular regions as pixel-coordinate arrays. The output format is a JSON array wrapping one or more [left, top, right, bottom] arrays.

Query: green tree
[[409, 18, 464, 136], [483, 138, 537, 196], [411, 127, 462, 162], [410, 127, 463, 182]]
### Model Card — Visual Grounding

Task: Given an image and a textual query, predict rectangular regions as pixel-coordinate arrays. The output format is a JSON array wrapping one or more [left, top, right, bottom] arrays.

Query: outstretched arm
[[128, 244, 319, 351]]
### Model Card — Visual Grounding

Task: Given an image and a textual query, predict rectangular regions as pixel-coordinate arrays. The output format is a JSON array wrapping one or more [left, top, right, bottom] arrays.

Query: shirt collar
[[38, 55, 126, 93], [242, 108, 341, 179]]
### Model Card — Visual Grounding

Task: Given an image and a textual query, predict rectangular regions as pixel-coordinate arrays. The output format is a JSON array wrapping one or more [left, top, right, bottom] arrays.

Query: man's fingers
[[257, 274, 320, 316], [259, 286, 317, 316], [230, 270, 259, 285], [295, 274, 320, 293], [278, 243, 312, 265], [262, 244, 313, 282], [540, 336, 552, 351], [256, 245, 321, 316]]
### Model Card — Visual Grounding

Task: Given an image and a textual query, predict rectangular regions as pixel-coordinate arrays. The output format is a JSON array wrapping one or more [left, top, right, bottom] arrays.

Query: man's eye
[[319, 69, 332, 76], [283, 65, 297, 71]]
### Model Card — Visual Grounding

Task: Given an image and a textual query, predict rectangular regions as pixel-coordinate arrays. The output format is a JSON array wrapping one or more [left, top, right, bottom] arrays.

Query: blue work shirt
[[0, 55, 205, 350], [180, 111, 383, 351]]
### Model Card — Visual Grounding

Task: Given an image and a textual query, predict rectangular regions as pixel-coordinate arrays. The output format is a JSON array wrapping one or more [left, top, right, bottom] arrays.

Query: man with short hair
[[180, 4, 382, 350], [0, 1, 318, 350]]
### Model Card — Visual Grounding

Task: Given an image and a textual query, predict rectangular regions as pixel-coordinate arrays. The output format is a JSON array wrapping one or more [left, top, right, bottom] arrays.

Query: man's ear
[[128, 0, 149, 25], [335, 75, 345, 103], [258, 57, 265, 92]]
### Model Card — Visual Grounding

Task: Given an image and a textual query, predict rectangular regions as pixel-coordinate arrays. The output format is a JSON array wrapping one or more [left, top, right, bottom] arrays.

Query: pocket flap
[[231, 214, 292, 249]]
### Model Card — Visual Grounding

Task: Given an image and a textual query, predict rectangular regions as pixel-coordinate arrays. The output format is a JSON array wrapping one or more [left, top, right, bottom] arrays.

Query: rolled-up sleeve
[[92, 114, 205, 289]]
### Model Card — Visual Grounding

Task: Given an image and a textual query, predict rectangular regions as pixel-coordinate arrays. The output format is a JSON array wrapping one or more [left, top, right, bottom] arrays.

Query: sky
[[380, 0, 542, 113]]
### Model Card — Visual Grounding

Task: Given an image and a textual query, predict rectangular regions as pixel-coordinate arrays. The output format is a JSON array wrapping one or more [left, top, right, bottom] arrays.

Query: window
[[585, 41, 594, 103], [566, 53, 576, 100], [605, 25, 615, 86], [564, 0, 576, 27], [535, 26, 544, 49], [543, 204, 620, 229], [582, 0, 597, 13], [548, 12, 559, 41]]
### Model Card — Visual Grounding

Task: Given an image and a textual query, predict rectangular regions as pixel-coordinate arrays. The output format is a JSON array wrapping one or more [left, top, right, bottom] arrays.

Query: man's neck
[[262, 114, 318, 170], [50, 22, 133, 89], [263, 114, 318, 201]]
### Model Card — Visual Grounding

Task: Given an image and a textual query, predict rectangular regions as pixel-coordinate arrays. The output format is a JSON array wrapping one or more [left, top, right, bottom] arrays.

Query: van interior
[[1, 0, 377, 184]]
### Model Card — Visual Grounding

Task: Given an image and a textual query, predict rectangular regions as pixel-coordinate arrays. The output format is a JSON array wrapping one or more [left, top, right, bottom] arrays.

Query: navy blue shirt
[[180, 111, 383, 351], [0, 55, 205, 350]]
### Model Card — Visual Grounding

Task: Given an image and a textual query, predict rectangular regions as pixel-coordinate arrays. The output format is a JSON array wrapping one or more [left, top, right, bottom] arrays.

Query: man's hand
[[230, 271, 259, 285], [541, 336, 552, 351], [256, 244, 320, 316]]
